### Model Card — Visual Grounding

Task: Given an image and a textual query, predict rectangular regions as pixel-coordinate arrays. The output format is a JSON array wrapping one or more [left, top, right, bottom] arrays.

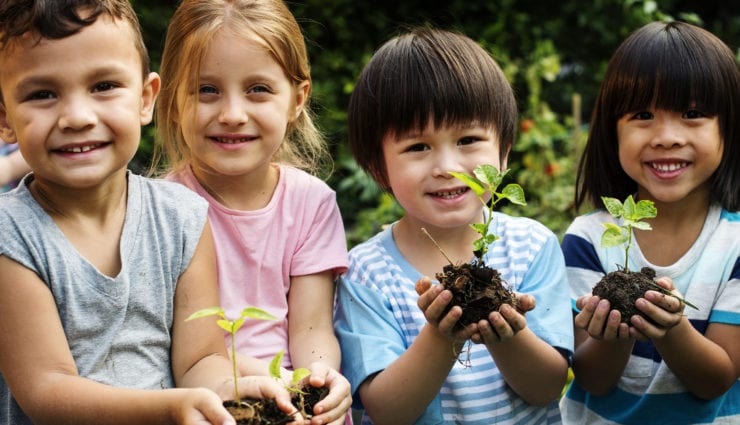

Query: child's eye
[[683, 109, 706, 119], [248, 84, 271, 94], [406, 143, 429, 152], [93, 82, 118, 92], [199, 85, 219, 95], [458, 136, 480, 146], [631, 111, 654, 120], [25, 90, 55, 101]]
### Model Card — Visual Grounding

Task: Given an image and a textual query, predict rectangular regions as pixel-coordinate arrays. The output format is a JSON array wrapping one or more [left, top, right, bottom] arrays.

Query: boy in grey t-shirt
[[0, 1, 294, 424]]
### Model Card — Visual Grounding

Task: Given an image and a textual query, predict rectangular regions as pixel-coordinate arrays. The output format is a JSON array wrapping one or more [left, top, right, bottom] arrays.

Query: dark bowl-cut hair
[[576, 21, 740, 211], [347, 27, 517, 190]]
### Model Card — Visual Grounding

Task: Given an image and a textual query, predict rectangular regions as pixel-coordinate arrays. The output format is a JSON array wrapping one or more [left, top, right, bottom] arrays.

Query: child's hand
[[415, 276, 477, 343], [475, 294, 533, 345], [170, 387, 237, 425], [235, 376, 300, 421], [630, 276, 686, 340], [574, 294, 631, 340], [303, 362, 352, 425]]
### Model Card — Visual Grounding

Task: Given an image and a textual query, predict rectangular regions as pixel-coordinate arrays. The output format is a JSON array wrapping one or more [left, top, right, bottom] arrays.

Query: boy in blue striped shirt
[[334, 27, 573, 425]]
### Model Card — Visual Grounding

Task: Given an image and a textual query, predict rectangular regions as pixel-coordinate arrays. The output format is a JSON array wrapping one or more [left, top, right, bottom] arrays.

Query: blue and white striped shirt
[[559, 204, 740, 424], [335, 211, 573, 424]]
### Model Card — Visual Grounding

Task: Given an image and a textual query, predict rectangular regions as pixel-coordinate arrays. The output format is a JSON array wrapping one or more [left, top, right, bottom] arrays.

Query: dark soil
[[223, 399, 292, 425], [591, 267, 657, 323], [292, 385, 329, 419], [436, 262, 517, 331]]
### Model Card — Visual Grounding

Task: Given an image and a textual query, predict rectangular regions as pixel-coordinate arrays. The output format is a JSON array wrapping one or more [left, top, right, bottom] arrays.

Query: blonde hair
[[151, 0, 328, 176]]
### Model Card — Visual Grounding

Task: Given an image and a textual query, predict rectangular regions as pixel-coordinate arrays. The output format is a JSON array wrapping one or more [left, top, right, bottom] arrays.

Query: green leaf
[[500, 184, 527, 206], [185, 306, 224, 321], [635, 200, 657, 220], [622, 195, 637, 219], [449, 171, 486, 197], [291, 368, 311, 386], [269, 350, 284, 380], [216, 319, 233, 333], [601, 224, 627, 247], [470, 223, 487, 235], [474, 164, 504, 188], [601, 197, 623, 218], [231, 317, 245, 333], [473, 238, 487, 253], [631, 221, 653, 231], [241, 307, 277, 321]]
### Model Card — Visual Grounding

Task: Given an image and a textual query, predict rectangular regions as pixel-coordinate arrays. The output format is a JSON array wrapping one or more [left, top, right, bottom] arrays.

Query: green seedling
[[600, 195, 697, 309], [186, 306, 277, 403], [269, 350, 311, 394], [449, 164, 526, 263]]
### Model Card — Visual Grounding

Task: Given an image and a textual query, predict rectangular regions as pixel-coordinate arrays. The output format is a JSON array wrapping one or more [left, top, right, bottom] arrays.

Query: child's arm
[[631, 277, 740, 399], [171, 223, 295, 410], [288, 270, 352, 425], [0, 254, 235, 425], [477, 294, 570, 406], [356, 277, 476, 425]]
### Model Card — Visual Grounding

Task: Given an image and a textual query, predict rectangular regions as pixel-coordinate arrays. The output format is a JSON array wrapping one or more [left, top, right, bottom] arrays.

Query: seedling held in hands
[[186, 306, 277, 403], [599, 195, 697, 310], [449, 164, 526, 263], [269, 350, 310, 393]]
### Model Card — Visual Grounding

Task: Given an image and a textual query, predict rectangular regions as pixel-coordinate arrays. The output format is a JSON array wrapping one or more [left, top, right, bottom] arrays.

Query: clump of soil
[[293, 385, 329, 419], [223, 399, 292, 425], [436, 262, 517, 331], [592, 266, 657, 323], [224, 385, 328, 424]]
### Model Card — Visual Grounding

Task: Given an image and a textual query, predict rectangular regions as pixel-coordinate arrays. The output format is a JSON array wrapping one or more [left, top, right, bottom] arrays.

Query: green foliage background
[[130, 0, 740, 246]]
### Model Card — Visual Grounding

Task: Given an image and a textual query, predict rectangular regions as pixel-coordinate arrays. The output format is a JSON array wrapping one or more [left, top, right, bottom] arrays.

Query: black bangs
[[373, 29, 515, 140], [606, 22, 728, 119]]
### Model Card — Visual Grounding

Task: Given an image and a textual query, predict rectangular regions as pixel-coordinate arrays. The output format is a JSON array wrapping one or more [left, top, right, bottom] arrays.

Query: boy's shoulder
[[133, 173, 208, 207]]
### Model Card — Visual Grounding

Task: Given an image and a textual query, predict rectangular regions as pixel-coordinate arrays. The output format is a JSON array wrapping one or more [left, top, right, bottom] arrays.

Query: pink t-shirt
[[168, 165, 348, 367]]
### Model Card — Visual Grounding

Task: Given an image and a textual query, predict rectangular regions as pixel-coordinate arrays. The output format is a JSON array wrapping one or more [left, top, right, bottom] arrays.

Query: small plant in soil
[[430, 164, 527, 331], [592, 195, 697, 324], [186, 306, 294, 425], [269, 351, 329, 421]]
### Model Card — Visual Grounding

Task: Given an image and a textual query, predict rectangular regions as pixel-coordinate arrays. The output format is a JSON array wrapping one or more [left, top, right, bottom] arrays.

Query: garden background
[[129, 0, 740, 247]]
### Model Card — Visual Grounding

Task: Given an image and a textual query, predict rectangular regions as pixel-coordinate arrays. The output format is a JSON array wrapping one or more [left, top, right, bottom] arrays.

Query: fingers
[[574, 296, 629, 341], [514, 293, 536, 313], [478, 304, 527, 344], [308, 368, 352, 425], [181, 388, 236, 425], [415, 276, 433, 296], [236, 376, 294, 413]]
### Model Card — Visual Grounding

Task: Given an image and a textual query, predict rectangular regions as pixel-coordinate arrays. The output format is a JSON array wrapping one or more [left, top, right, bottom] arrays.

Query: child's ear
[[292, 80, 310, 120], [0, 104, 17, 143], [140, 72, 161, 126]]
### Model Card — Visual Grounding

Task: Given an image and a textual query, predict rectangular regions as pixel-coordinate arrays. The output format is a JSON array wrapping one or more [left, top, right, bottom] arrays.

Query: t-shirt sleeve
[[291, 180, 348, 277], [334, 274, 406, 409], [517, 232, 574, 355]]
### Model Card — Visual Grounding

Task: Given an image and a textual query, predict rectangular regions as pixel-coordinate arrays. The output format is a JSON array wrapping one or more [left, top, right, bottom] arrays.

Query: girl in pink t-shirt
[[152, 1, 351, 424]]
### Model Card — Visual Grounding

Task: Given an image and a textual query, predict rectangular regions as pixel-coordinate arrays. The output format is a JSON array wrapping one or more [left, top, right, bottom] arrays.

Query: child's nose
[[58, 95, 97, 131], [651, 117, 687, 148], [219, 97, 248, 126]]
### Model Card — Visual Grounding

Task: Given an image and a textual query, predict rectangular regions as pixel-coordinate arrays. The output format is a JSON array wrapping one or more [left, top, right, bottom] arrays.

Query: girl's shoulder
[[279, 164, 334, 194]]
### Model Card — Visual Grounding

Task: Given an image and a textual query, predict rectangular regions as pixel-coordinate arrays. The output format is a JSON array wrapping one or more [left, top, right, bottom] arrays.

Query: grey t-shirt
[[0, 172, 208, 424]]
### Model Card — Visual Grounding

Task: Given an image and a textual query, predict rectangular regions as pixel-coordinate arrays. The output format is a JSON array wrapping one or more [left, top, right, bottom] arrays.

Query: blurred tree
[[129, 0, 739, 243]]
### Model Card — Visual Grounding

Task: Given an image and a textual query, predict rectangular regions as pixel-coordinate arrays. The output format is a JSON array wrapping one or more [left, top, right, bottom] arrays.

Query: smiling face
[[0, 15, 158, 190], [617, 107, 722, 206], [178, 29, 308, 185], [382, 121, 502, 233]]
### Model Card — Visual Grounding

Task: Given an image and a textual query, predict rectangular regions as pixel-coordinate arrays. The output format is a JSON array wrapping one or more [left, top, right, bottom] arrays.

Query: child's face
[[617, 107, 722, 206], [178, 30, 308, 181], [0, 15, 158, 189], [382, 121, 503, 232]]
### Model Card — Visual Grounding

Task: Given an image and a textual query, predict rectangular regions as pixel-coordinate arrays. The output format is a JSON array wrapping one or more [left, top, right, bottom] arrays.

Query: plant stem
[[421, 228, 454, 265], [231, 335, 240, 403], [646, 280, 699, 310], [624, 227, 632, 273]]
